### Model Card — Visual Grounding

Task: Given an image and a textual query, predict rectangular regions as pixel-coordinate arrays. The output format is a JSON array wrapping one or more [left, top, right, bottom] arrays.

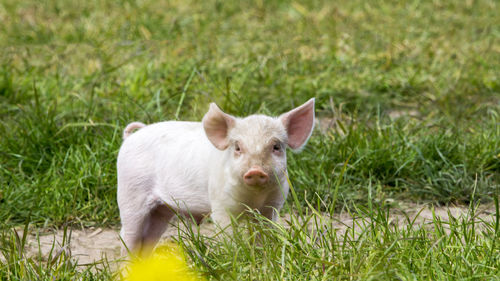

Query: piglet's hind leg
[[138, 204, 174, 256]]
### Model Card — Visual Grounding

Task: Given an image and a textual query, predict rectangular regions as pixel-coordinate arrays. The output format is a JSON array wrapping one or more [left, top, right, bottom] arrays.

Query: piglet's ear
[[279, 98, 315, 150], [202, 103, 236, 150]]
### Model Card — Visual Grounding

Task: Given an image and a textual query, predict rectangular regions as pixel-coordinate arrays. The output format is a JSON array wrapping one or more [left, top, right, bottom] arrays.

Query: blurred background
[[0, 0, 498, 228]]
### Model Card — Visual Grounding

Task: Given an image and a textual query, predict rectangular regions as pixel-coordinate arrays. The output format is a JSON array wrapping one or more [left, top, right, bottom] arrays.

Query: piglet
[[117, 99, 315, 255]]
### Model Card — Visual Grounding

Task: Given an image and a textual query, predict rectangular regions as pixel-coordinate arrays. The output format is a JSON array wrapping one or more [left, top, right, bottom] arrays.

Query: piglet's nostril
[[243, 167, 269, 186]]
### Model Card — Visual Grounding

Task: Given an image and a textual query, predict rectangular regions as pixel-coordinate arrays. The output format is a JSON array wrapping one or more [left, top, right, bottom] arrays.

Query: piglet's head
[[202, 98, 315, 188]]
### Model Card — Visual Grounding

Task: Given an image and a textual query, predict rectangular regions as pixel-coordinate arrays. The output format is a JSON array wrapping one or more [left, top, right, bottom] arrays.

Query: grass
[[180, 200, 500, 280], [0, 0, 499, 279], [1, 197, 499, 280], [0, 224, 116, 280]]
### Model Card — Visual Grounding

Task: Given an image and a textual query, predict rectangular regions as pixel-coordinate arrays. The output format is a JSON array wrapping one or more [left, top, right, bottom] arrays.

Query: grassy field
[[0, 0, 499, 279]]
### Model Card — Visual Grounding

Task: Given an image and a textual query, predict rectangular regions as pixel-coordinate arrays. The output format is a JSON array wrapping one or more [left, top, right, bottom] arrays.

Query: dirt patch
[[18, 204, 497, 266], [18, 219, 216, 267], [23, 228, 122, 265]]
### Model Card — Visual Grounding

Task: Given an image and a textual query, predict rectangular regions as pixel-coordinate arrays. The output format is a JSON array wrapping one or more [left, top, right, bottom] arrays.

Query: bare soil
[[19, 203, 497, 266]]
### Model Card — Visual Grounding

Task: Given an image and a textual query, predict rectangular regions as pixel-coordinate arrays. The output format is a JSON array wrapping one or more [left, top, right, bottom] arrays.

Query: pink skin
[[117, 98, 315, 256], [243, 166, 269, 186], [122, 122, 146, 139]]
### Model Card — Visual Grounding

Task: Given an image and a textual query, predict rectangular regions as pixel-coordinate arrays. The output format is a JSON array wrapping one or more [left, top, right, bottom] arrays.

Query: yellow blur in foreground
[[122, 242, 205, 281]]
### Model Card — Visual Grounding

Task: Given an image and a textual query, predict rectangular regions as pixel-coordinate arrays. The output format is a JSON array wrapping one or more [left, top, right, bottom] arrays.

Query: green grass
[[1, 197, 499, 280], [0, 0, 499, 279], [0, 224, 116, 280], [180, 200, 500, 280]]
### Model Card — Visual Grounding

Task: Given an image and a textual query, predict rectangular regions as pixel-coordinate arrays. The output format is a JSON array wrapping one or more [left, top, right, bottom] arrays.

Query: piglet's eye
[[235, 143, 241, 152], [273, 144, 281, 152]]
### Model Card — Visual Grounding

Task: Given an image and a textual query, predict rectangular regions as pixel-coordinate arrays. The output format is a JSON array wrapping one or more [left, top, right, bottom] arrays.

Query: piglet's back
[[117, 121, 215, 198]]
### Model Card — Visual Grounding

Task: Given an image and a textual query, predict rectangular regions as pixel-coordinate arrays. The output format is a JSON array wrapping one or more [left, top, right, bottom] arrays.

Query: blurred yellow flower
[[122, 242, 205, 281]]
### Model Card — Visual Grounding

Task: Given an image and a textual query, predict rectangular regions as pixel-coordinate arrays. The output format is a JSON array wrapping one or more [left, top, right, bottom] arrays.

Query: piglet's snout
[[243, 167, 269, 186]]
